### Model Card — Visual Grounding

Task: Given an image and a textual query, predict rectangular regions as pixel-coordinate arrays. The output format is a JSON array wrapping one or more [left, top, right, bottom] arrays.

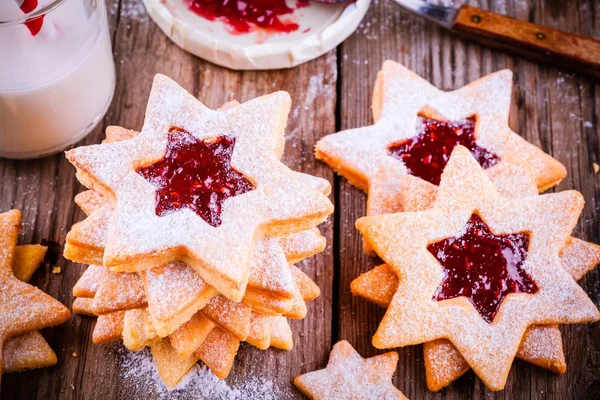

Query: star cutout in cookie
[[66, 75, 333, 301], [316, 60, 566, 220], [355, 146, 599, 390], [137, 130, 254, 226], [294, 340, 407, 400], [429, 213, 537, 323]]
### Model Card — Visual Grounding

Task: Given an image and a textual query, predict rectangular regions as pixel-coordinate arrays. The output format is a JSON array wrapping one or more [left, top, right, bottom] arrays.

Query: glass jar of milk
[[0, 0, 115, 159]]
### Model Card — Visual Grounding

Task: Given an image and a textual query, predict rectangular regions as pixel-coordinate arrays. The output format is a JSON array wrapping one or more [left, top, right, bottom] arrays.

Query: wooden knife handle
[[452, 5, 600, 79]]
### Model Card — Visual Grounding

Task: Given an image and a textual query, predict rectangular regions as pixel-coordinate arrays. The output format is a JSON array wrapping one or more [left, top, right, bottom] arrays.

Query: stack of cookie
[[64, 75, 333, 388], [316, 61, 600, 392], [0, 210, 70, 379]]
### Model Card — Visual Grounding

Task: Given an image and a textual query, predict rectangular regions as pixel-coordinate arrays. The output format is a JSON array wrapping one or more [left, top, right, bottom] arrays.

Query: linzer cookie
[[350, 157, 600, 390], [66, 74, 333, 301], [66, 126, 326, 333], [0, 210, 70, 377], [316, 60, 566, 254], [294, 340, 407, 400], [355, 147, 599, 391], [352, 236, 600, 391]]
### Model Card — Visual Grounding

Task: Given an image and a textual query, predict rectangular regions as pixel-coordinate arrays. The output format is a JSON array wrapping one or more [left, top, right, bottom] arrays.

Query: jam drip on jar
[[19, 0, 44, 36], [427, 214, 537, 323], [185, 0, 309, 34], [388, 116, 499, 186], [137, 128, 255, 227]]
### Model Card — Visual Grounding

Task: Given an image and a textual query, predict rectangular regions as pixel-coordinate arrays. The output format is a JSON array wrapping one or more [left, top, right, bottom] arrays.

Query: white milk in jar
[[0, 0, 116, 159]]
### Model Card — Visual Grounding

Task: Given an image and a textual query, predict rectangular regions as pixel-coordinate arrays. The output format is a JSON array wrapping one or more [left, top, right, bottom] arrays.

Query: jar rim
[[0, 0, 67, 27]]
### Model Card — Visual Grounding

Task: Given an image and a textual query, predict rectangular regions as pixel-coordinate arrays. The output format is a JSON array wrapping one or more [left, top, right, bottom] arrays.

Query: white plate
[[142, 0, 371, 70]]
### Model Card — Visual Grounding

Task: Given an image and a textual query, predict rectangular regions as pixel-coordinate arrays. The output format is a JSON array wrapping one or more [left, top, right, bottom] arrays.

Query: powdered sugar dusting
[[73, 265, 105, 298], [92, 270, 147, 314], [118, 346, 286, 399], [353, 145, 600, 387], [109, 1, 149, 24], [2, 331, 55, 373], [316, 61, 566, 214], [66, 75, 332, 302], [248, 238, 295, 297], [294, 341, 406, 400], [145, 263, 211, 321], [356, 147, 598, 390]]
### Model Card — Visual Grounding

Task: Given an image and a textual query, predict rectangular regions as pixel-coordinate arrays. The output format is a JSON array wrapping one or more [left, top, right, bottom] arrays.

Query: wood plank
[[336, 0, 599, 399]]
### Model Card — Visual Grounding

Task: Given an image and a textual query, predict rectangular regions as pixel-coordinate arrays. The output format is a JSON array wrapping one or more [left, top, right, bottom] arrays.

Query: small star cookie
[[294, 340, 407, 400]]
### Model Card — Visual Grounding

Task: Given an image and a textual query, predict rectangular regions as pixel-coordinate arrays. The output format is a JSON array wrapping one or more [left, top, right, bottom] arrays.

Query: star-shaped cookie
[[66, 74, 333, 301], [294, 340, 407, 400], [67, 126, 325, 329], [350, 145, 600, 390], [352, 231, 600, 390], [316, 60, 566, 226], [355, 146, 599, 390]]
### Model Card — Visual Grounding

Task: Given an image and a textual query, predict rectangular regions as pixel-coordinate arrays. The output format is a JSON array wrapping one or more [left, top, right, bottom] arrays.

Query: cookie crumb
[[72, 352, 78, 357], [593, 163, 599, 174], [52, 266, 61, 274]]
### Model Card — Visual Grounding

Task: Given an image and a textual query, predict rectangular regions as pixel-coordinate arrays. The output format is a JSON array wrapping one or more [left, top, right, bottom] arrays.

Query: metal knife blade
[[391, 0, 458, 29]]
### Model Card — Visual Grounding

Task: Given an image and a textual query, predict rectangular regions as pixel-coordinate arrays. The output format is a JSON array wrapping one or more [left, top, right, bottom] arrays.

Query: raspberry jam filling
[[427, 214, 537, 323], [388, 116, 499, 185], [137, 128, 255, 227], [185, 0, 309, 34]]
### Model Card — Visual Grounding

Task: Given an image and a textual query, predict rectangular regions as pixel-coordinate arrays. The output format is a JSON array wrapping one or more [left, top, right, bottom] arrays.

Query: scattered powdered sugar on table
[[119, 346, 287, 399], [109, 1, 149, 23]]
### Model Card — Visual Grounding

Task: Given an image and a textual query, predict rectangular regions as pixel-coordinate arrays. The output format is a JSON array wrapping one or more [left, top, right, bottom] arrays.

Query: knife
[[393, 0, 600, 80]]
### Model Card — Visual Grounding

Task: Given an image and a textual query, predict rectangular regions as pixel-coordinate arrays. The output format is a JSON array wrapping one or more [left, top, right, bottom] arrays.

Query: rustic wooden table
[[2, 0, 599, 399]]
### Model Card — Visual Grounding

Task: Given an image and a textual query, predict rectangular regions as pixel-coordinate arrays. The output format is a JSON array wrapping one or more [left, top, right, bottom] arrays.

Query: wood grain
[[2, 0, 599, 399]]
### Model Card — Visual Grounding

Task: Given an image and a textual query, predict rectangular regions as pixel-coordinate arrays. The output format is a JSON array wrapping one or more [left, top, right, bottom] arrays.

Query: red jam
[[19, 0, 44, 36], [137, 128, 255, 227], [185, 0, 309, 34], [427, 214, 537, 323], [19, 0, 38, 13], [388, 116, 499, 186], [24, 16, 44, 36]]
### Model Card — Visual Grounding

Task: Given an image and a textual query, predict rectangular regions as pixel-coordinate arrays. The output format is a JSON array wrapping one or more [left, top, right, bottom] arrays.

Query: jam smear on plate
[[186, 0, 309, 34], [427, 214, 537, 323], [388, 116, 499, 186], [137, 127, 255, 227]]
